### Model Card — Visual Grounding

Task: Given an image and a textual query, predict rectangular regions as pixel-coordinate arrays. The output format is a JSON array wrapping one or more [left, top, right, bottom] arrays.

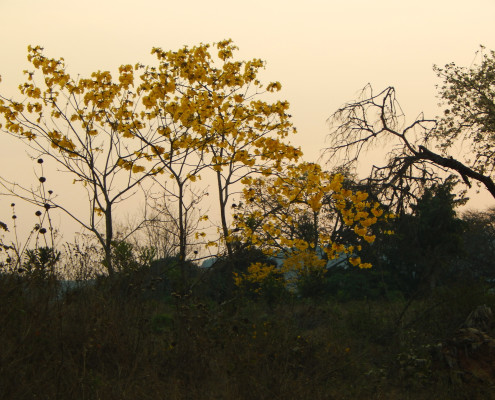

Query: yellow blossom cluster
[[0, 41, 300, 184], [0, 44, 156, 177], [233, 162, 386, 287], [236, 262, 279, 285], [136, 39, 300, 181], [0, 41, 320, 265]]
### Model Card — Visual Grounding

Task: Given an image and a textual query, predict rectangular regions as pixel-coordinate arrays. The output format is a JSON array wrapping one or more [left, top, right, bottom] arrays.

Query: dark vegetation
[[2, 44, 495, 399], [1, 192, 495, 400]]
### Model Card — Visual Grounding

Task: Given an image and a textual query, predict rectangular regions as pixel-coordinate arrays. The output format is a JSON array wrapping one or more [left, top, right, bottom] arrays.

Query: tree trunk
[[104, 206, 114, 276], [216, 170, 233, 257]]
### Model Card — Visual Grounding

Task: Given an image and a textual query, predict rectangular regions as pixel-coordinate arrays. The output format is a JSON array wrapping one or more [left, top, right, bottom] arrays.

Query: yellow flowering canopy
[[135, 40, 301, 181], [0, 40, 298, 178], [233, 162, 389, 287], [0, 45, 156, 175]]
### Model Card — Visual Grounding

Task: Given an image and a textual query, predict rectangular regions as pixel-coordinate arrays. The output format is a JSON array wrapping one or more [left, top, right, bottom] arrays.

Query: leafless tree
[[325, 84, 495, 212]]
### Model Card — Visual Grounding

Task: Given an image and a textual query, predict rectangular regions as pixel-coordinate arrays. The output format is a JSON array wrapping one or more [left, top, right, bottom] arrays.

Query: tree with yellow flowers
[[0, 46, 164, 275], [232, 162, 389, 290], [0, 41, 383, 284], [0, 41, 303, 273], [130, 40, 301, 257]]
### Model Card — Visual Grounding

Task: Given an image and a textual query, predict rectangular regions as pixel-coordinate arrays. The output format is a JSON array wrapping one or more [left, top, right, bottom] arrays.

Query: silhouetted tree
[[367, 178, 466, 295], [325, 48, 495, 212]]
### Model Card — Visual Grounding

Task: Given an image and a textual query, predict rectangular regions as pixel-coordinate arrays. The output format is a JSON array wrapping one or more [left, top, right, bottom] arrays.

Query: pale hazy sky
[[1, 0, 494, 239]]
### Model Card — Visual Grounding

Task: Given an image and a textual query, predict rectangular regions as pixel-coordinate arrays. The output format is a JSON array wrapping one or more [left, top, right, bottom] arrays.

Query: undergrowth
[[1, 269, 494, 400]]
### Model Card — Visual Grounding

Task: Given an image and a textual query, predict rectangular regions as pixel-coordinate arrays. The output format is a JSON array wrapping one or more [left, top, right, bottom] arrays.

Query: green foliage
[[22, 246, 60, 281], [148, 255, 200, 295], [2, 269, 494, 400], [455, 207, 495, 282], [110, 240, 139, 273], [435, 47, 495, 177], [198, 245, 281, 303], [110, 240, 155, 273], [411, 179, 466, 255], [295, 267, 328, 298], [150, 312, 174, 333], [322, 267, 402, 302], [364, 179, 466, 295]]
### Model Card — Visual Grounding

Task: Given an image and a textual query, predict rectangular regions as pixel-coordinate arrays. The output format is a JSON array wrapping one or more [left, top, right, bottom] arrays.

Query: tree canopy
[[0, 40, 384, 280], [0, 40, 301, 272], [325, 47, 495, 211]]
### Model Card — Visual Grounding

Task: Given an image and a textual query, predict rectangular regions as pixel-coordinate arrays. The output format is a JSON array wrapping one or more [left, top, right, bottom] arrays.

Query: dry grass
[[1, 273, 494, 400]]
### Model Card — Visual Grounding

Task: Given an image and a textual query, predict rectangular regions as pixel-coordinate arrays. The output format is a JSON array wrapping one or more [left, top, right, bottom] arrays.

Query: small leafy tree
[[233, 162, 387, 290], [132, 40, 301, 258], [0, 46, 164, 274]]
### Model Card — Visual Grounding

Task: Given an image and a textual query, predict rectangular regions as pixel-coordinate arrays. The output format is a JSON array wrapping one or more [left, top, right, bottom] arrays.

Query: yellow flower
[[349, 257, 361, 267], [363, 235, 375, 244], [132, 165, 145, 173], [266, 81, 282, 92]]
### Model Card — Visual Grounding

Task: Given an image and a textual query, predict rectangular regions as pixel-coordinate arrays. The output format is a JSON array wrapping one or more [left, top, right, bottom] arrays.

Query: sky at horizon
[[1, 0, 494, 242]]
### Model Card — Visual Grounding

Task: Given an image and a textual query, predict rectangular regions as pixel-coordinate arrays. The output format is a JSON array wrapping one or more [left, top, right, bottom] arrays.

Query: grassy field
[[1, 271, 494, 400]]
